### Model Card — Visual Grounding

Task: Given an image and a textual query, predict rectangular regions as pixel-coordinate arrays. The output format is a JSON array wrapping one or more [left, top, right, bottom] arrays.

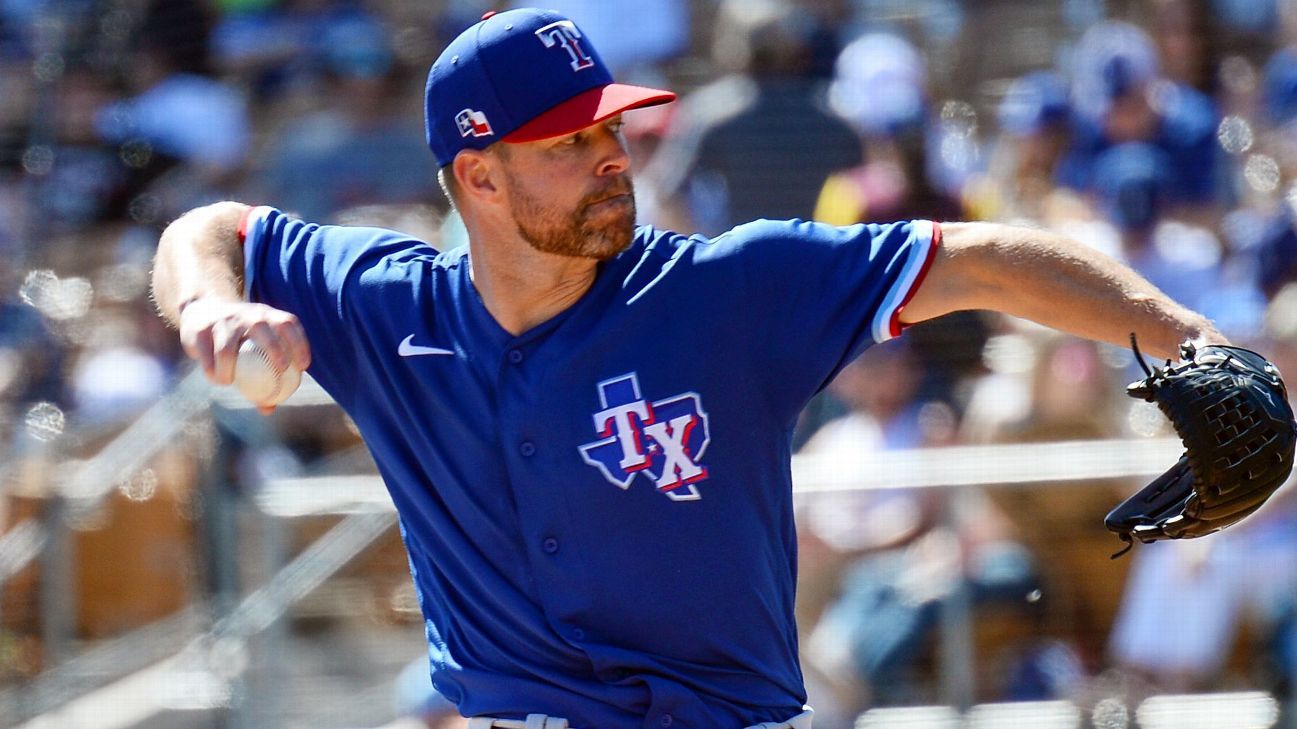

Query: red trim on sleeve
[[236, 206, 255, 246], [888, 221, 942, 338]]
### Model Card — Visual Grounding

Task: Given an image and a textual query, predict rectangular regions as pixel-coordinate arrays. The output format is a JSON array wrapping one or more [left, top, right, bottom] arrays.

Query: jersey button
[[519, 441, 536, 457], [507, 349, 524, 364], [571, 628, 585, 640], [659, 714, 673, 727], [542, 537, 559, 554]]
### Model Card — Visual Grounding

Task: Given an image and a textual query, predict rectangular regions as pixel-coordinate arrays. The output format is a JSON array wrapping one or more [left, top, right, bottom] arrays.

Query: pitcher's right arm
[[152, 202, 311, 388]]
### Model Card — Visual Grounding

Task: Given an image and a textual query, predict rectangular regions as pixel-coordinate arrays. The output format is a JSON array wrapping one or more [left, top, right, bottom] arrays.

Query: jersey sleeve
[[240, 205, 429, 404], [712, 218, 940, 417]]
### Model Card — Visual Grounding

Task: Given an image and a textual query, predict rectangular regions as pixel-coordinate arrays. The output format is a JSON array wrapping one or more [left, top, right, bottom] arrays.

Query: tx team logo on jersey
[[578, 373, 710, 501], [534, 20, 595, 72], [455, 109, 493, 138]]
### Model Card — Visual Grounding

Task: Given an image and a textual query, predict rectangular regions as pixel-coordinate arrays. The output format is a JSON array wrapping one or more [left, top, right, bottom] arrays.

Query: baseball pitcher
[[151, 9, 1291, 729]]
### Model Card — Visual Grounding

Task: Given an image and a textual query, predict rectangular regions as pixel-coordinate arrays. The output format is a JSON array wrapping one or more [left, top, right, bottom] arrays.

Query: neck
[[465, 220, 601, 336]]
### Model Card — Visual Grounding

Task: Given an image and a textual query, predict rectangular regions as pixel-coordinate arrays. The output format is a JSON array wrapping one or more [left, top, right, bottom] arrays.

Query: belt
[[469, 707, 813, 729], [468, 716, 569, 729]]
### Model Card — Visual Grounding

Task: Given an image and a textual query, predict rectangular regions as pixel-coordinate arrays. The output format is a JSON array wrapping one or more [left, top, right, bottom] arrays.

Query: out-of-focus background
[[1, 0, 1297, 727]]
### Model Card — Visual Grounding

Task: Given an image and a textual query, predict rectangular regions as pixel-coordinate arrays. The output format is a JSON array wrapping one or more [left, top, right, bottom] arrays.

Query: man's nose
[[595, 128, 630, 177]]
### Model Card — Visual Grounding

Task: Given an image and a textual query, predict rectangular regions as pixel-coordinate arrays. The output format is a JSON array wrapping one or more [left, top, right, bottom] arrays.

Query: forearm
[[904, 222, 1224, 360], [152, 201, 310, 389], [151, 201, 250, 326]]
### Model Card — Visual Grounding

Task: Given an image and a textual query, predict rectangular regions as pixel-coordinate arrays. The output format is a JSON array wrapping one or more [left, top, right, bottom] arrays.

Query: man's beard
[[507, 175, 637, 261]]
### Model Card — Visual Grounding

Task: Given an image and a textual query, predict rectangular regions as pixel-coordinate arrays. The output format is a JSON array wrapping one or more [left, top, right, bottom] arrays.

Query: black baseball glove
[[1105, 337, 1297, 556]]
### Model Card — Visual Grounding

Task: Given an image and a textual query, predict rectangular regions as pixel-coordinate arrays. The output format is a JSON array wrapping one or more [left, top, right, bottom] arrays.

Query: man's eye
[[608, 120, 625, 133]]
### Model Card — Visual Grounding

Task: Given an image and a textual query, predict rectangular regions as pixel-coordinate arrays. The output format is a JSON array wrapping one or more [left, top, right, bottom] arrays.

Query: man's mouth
[[586, 192, 633, 210]]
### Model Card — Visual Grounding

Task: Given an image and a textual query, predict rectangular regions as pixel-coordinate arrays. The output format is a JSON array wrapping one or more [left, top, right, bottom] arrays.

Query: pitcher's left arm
[[900, 221, 1227, 358]]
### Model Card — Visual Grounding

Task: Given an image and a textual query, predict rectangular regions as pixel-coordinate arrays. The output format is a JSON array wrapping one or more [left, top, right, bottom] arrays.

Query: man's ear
[[453, 148, 501, 203]]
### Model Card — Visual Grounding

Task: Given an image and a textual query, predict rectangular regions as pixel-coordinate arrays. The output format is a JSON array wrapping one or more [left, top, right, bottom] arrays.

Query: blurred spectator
[[1109, 469, 1297, 693], [964, 333, 1123, 445], [797, 341, 1034, 720], [97, 0, 250, 178], [1247, 42, 1297, 304], [645, 0, 861, 235], [1151, 0, 1223, 95], [1068, 21, 1162, 130], [796, 340, 944, 722], [969, 70, 1073, 224], [35, 69, 132, 231], [815, 33, 960, 225], [963, 334, 1130, 670], [795, 341, 945, 558], [214, 0, 393, 101], [254, 15, 435, 221], [1266, 71, 1297, 156], [810, 31, 984, 410], [0, 261, 65, 412], [820, 27, 980, 198], [505, 0, 688, 75], [788, 0, 850, 80], [0, 258, 69, 476], [1090, 142, 1264, 337], [68, 309, 168, 430], [1058, 21, 1227, 216]]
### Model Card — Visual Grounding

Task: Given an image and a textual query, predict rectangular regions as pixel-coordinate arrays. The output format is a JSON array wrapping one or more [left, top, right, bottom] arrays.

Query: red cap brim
[[503, 83, 677, 143]]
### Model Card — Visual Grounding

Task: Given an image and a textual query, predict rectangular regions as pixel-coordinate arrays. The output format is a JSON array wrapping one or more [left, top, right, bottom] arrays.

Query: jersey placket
[[492, 331, 592, 648], [456, 258, 595, 646]]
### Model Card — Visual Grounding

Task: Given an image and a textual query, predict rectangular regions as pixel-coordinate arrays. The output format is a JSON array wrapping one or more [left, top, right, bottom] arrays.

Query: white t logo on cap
[[535, 20, 595, 72]]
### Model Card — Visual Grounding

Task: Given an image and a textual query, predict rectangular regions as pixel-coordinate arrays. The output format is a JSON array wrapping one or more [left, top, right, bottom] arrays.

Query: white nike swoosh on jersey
[[398, 334, 455, 357]]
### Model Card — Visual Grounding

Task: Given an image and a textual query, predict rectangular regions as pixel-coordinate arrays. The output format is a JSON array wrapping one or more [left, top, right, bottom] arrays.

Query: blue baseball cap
[[1070, 21, 1158, 121], [998, 71, 1069, 136], [424, 9, 677, 167], [829, 33, 927, 137]]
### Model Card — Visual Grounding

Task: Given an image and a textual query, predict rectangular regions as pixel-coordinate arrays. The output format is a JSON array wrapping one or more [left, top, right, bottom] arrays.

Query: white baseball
[[233, 340, 302, 407]]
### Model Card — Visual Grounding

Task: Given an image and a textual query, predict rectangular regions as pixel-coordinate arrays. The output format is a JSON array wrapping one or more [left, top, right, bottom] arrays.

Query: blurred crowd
[[2, 0, 1297, 728]]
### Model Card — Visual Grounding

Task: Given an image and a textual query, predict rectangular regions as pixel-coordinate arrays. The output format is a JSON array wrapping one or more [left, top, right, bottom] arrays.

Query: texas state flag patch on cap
[[455, 109, 493, 138]]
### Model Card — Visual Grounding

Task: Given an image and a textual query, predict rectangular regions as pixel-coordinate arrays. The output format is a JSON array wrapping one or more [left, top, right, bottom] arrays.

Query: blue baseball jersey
[[242, 208, 939, 728]]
